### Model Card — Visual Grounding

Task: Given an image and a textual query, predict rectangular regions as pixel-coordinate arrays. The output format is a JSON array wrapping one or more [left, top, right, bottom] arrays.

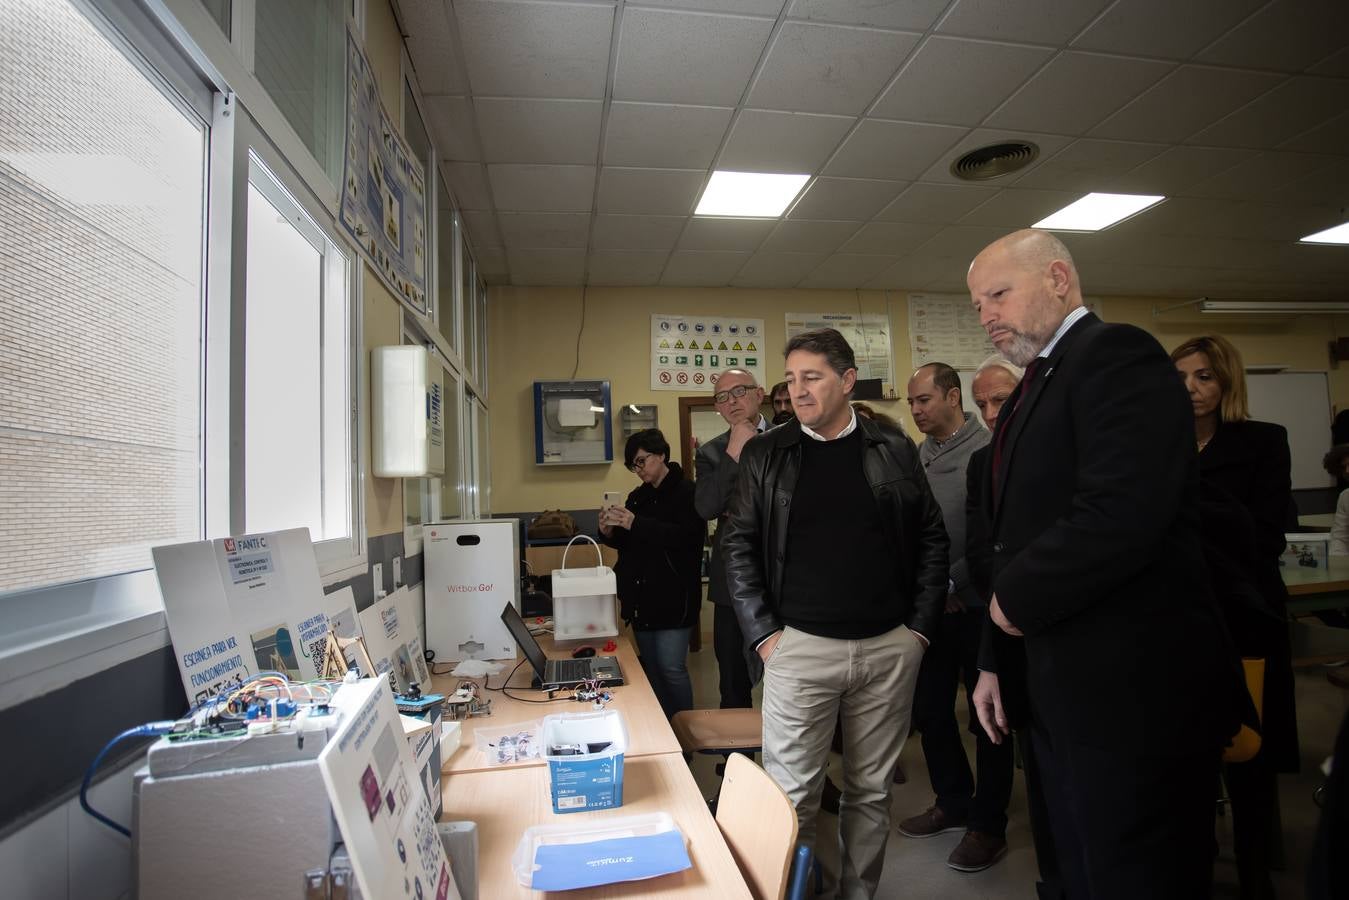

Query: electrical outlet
[[372, 562, 384, 598], [392, 555, 402, 587]]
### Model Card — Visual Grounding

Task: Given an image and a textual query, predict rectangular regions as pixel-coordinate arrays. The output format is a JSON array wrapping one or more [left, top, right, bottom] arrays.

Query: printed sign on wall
[[785, 312, 895, 397], [650, 314, 767, 392], [338, 25, 427, 313]]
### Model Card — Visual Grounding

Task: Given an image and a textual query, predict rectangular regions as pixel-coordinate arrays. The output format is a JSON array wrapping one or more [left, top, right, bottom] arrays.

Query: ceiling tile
[[455, 0, 614, 98], [638, 0, 785, 15], [488, 164, 596, 211], [838, 222, 941, 255], [957, 188, 1079, 227], [1309, 46, 1349, 77], [872, 37, 1053, 127], [586, 250, 670, 285], [496, 212, 591, 249], [590, 214, 689, 250], [678, 217, 778, 251], [1197, 0, 1349, 74], [507, 248, 587, 285], [748, 22, 921, 115], [731, 251, 829, 287], [604, 103, 734, 169], [786, 0, 948, 30], [936, 0, 1113, 45], [1011, 138, 1168, 192], [1089, 66, 1283, 145], [914, 128, 1073, 185], [475, 247, 509, 278], [462, 210, 502, 249], [913, 224, 1018, 262], [1278, 111, 1349, 155], [1190, 77, 1349, 150], [759, 219, 862, 252], [1110, 146, 1259, 196], [597, 167, 707, 215], [788, 176, 907, 219], [443, 161, 493, 209], [823, 119, 967, 180], [796, 253, 897, 288], [1274, 164, 1349, 208], [865, 255, 962, 289], [1186, 151, 1338, 202], [661, 251, 753, 286], [719, 110, 855, 173], [1072, 0, 1264, 59], [475, 98, 603, 165], [614, 8, 774, 105], [423, 96, 481, 162], [875, 182, 999, 223], [985, 52, 1174, 136], [399, 3, 469, 94]]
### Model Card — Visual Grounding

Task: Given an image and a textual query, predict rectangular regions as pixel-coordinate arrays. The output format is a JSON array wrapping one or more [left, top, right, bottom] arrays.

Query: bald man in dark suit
[[966, 229, 1247, 899]]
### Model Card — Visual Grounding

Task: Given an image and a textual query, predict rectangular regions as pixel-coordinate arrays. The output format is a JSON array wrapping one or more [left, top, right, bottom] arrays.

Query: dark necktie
[[992, 357, 1042, 504]]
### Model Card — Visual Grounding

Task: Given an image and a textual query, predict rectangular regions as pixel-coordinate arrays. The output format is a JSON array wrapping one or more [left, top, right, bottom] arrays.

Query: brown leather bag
[[527, 509, 578, 539]]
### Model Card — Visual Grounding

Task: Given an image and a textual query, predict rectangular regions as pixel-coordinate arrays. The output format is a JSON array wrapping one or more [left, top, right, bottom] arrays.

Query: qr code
[[557, 795, 586, 809], [308, 636, 328, 672]]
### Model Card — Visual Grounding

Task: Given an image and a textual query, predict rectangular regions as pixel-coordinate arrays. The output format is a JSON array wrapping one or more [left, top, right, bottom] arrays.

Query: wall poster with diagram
[[785, 312, 895, 397], [338, 25, 427, 313], [650, 314, 766, 392]]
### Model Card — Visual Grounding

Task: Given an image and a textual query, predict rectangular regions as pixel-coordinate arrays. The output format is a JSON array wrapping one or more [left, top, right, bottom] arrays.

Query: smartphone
[[601, 491, 623, 509]]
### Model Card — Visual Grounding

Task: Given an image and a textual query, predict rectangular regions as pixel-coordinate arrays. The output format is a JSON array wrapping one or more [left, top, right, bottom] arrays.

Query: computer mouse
[[571, 646, 597, 659]]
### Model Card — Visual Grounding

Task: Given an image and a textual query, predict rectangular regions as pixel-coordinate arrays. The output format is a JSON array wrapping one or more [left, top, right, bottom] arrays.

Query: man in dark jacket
[[722, 328, 949, 899], [694, 368, 767, 710]]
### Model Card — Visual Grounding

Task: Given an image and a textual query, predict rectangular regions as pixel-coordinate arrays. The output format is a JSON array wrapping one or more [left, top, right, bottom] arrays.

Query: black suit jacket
[[694, 428, 743, 608], [983, 312, 1244, 755]]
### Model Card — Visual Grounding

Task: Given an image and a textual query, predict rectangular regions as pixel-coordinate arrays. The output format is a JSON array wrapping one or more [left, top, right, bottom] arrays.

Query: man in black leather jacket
[[721, 327, 949, 899]]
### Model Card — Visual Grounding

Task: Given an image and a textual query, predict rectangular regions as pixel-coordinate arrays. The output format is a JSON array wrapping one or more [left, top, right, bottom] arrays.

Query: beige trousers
[[761, 624, 924, 900]]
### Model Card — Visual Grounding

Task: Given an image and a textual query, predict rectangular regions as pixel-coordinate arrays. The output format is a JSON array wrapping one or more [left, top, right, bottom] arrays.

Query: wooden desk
[[434, 633, 681, 774], [441, 753, 750, 898], [1281, 557, 1349, 664], [1282, 556, 1349, 614]]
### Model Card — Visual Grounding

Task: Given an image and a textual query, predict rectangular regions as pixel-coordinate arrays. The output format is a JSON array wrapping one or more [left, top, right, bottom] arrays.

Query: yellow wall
[[360, 0, 408, 539], [487, 285, 1349, 513]]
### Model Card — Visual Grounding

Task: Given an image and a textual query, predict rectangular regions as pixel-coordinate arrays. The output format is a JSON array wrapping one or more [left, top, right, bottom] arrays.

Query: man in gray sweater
[[897, 362, 1015, 874]]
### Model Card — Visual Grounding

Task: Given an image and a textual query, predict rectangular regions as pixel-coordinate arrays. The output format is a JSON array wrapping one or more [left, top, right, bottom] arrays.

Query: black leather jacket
[[721, 415, 949, 649]]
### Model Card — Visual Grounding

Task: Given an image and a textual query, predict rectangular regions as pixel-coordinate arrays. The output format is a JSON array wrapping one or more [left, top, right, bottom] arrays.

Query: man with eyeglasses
[[694, 368, 768, 711], [721, 329, 948, 899]]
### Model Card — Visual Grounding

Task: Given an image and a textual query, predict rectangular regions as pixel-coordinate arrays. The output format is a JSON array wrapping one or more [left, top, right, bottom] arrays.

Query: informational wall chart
[[650, 315, 766, 392], [785, 312, 894, 396]]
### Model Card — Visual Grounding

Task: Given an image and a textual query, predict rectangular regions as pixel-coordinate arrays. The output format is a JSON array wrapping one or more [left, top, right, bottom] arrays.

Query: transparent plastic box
[[511, 812, 685, 887]]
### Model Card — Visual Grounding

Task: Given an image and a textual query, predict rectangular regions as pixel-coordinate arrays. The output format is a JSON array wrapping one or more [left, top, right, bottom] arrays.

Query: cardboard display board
[[319, 680, 460, 900], [153, 528, 360, 706]]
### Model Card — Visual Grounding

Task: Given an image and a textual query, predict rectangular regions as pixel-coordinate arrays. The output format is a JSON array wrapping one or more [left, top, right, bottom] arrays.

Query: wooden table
[[1281, 556, 1349, 664], [433, 633, 681, 774], [440, 753, 750, 898]]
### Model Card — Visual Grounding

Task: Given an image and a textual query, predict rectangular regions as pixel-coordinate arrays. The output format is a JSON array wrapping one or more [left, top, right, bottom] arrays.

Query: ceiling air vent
[[950, 142, 1039, 181]]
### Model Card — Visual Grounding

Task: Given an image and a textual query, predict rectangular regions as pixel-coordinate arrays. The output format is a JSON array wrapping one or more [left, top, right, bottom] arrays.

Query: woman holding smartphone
[[599, 428, 705, 717]]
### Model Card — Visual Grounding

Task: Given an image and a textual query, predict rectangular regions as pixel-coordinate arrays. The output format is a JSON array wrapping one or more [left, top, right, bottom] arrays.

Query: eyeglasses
[[630, 454, 654, 472], [713, 384, 755, 405]]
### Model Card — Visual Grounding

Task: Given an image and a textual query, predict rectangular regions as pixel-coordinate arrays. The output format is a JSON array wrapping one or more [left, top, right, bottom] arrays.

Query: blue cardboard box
[[542, 710, 628, 814]]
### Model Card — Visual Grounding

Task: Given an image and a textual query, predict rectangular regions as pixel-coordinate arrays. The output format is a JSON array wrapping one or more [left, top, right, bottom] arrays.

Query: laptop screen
[[499, 602, 549, 678]]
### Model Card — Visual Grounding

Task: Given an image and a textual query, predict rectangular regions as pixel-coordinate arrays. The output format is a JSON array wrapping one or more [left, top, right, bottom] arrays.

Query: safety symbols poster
[[651, 315, 767, 392], [338, 25, 427, 314]]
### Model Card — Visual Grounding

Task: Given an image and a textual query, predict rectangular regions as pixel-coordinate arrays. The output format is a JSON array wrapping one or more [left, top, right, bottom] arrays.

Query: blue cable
[[80, 721, 175, 838]]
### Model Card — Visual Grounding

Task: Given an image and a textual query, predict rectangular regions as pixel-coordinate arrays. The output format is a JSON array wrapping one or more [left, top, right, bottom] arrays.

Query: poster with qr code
[[320, 680, 460, 900], [152, 528, 361, 704], [357, 584, 432, 694]]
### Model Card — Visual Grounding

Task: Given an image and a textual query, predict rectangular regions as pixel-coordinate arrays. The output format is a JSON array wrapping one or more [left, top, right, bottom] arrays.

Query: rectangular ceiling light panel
[[695, 170, 810, 218], [1032, 192, 1165, 232]]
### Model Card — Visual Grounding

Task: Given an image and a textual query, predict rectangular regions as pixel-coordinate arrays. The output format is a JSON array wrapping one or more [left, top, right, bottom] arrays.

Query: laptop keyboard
[[551, 658, 592, 683]]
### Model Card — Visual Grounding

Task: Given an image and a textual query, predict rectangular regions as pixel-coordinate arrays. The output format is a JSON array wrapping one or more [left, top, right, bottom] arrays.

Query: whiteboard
[[1246, 372, 1334, 490]]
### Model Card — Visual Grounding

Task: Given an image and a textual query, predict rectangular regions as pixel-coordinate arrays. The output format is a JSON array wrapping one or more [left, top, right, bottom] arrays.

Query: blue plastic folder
[[531, 829, 692, 890]]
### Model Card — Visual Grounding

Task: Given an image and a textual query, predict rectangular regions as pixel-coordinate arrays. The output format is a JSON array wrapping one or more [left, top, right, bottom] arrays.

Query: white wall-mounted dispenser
[[371, 345, 429, 477]]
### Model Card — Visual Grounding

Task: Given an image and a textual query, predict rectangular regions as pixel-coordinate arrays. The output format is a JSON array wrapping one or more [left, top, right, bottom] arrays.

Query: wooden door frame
[[678, 395, 719, 472]]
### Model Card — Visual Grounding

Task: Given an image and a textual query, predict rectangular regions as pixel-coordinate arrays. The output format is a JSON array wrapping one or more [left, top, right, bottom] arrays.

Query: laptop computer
[[499, 603, 624, 689]]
